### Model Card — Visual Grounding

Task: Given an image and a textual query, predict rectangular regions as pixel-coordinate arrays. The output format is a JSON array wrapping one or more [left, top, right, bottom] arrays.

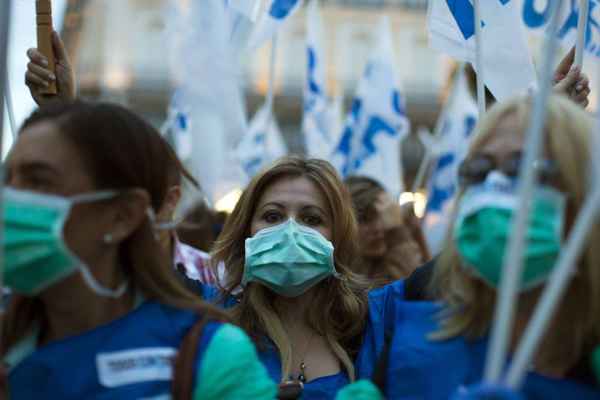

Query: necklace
[[291, 330, 316, 383]]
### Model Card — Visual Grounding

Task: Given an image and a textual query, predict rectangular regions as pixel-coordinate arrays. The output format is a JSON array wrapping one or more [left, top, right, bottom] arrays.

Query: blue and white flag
[[226, 0, 263, 22], [523, 0, 600, 58], [247, 0, 303, 51], [423, 69, 478, 254], [428, 0, 536, 101], [167, 0, 248, 204], [302, 0, 342, 159], [331, 17, 410, 196], [236, 103, 288, 180], [162, 90, 193, 161]]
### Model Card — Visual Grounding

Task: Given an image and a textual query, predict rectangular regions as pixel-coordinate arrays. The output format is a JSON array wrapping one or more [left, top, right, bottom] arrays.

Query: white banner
[[236, 103, 288, 180], [331, 17, 410, 197], [302, 0, 342, 160]]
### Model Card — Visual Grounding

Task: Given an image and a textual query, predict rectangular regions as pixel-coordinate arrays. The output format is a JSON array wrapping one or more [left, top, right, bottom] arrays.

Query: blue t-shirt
[[357, 296, 600, 399], [201, 284, 350, 399], [8, 301, 220, 399]]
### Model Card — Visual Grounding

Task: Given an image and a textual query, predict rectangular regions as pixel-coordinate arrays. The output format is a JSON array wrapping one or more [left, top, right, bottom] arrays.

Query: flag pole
[[265, 33, 278, 132], [575, 0, 589, 68], [505, 172, 600, 388], [5, 79, 17, 140], [473, 0, 485, 117], [0, 0, 12, 355], [411, 63, 466, 194], [483, 0, 564, 384]]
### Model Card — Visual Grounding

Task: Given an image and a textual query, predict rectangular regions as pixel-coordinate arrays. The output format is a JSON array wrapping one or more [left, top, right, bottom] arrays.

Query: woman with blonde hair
[[1, 101, 276, 399], [205, 157, 370, 399], [356, 94, 600, 398]]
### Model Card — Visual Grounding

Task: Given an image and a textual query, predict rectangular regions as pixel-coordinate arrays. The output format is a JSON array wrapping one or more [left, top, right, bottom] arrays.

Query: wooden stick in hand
[[36, 0, 57, 95]]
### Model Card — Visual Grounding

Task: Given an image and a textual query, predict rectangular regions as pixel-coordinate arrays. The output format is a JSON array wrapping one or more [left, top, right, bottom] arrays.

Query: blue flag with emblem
[[331, 17, 410, 197], [423, 69, 478, 254], [428, 0, 536, 102], [247, 0, 304, 51], [302, 0, 342, 159], [236, 103, 288, 180]]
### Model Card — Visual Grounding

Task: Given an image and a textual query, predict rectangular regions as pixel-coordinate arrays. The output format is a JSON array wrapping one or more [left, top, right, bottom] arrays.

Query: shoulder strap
[[371, 330, 393, 393], [172, 315, 211, 400]]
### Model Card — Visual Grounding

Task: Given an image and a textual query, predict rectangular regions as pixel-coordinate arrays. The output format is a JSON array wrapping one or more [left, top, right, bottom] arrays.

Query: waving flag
[[302, 0, 342, 159], [236, 103, 288, 179], [331, 17, 410, 196], [167, 0, 248, 204], [226, 0, 263, 22], [247, 0, 303, 51], [162, 90, 193, 161], [428, 0, 536, 102], [423, 69, 478, 254]]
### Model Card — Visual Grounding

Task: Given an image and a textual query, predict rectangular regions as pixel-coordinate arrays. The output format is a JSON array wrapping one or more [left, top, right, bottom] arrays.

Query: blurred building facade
[[61, 0, 450, 184]]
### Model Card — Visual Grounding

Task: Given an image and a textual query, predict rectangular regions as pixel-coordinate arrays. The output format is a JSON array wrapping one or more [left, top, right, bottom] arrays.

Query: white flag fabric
[[167, 0, 248, 204], [423, 70, 478, 255], [523, 0, 600, 57], [331, 17, 410, 197], [226, 0, 262, 22], [237, 103, 288, 179], [162, 89, 193, 161], [428, 0, 536, 102], [302, 0, 342, 160], [247, 0, 303, 51]]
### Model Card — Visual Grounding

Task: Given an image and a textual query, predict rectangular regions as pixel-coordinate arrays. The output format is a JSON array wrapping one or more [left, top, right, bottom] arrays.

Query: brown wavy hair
[[211, 156, 369, 381]]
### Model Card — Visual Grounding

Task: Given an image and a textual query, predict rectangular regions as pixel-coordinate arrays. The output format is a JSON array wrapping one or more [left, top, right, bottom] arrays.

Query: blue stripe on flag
[[269, 0, 300, 19], [446, 0, 475, 40]]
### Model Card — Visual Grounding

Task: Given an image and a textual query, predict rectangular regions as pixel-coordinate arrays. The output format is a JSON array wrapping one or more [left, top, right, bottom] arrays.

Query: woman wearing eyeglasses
[[356, 94, 600, 399]]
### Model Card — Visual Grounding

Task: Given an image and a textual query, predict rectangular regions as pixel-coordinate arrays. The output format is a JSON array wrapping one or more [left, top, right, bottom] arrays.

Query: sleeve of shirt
[[355, 280, 405, 379], [193, 324, 277, 400]]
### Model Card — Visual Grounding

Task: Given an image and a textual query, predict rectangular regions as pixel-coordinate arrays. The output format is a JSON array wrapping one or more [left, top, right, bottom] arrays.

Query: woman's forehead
[[257, 176, 329, 211]]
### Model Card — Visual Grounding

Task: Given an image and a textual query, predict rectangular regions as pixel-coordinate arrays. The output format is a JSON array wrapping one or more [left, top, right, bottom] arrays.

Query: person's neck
[[277, 291, 315, 333], [39, 258, 133, 345], [510, 291, 573, 379]]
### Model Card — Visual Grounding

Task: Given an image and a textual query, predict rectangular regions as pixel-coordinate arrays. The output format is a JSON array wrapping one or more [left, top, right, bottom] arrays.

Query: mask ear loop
[[66, 190, 130, 298], [78, 264, 129, 299]]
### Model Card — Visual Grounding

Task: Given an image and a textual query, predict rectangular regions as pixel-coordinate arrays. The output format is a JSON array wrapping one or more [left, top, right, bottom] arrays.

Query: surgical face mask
[[454, 171, 566, 291], [243, 219, 339, 297], [3, 188, 129, 298]]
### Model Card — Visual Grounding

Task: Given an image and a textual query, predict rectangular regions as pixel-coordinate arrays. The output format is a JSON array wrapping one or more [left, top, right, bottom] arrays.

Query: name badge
[[96, 347, 177, 388]]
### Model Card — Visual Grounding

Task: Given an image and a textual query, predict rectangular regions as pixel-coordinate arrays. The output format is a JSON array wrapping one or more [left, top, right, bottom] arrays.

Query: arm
[[25, 31, 76, 105], [193, 324, 277, 400], [553, 47, 590, 108]]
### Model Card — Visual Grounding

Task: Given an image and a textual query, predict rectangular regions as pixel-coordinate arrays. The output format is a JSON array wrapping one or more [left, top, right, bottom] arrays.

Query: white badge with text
[[96, 347, 177, 388]]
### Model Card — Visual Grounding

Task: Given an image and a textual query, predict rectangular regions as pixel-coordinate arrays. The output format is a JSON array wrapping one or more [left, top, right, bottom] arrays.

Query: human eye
[[301, 213, 323, 227], [262, 210, 283, 224]]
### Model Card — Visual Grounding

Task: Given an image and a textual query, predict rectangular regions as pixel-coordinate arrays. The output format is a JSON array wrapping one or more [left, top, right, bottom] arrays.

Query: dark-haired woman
[[1, 101, 275, 399], [25, 33, 217, 287], [345, 176, 430, 286]]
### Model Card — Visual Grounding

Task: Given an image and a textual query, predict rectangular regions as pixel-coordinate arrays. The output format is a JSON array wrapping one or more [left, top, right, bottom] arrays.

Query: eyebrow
[[301, 205, 327, 215], [18, 161, 61, 177]]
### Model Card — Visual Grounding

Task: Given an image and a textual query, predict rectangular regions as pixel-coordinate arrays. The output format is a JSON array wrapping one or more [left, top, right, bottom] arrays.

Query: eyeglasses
[[458, 153, 559, 187]]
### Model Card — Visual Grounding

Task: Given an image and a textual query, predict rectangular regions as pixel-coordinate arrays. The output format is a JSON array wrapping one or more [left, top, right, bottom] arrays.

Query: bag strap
[[371, 330, 393, 393], [172, 314, 211, 400]]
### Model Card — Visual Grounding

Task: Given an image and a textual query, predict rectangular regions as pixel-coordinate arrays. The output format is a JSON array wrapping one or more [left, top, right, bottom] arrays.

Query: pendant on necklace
[[298, 362, 307, 383]]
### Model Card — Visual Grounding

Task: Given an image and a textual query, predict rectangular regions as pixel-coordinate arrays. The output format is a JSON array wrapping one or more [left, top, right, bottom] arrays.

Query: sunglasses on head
[[458, 153, 559, 187]]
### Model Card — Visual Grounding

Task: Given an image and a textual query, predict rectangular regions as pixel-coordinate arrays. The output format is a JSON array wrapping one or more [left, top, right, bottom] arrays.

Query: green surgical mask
[[243, 219, 339, 297], [3, 188, 129, 297], [454, 171, 566, 291]]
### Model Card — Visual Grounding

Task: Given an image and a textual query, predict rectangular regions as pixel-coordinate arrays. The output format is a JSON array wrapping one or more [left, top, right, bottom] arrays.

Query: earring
[[103, 233, 114, 244]]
